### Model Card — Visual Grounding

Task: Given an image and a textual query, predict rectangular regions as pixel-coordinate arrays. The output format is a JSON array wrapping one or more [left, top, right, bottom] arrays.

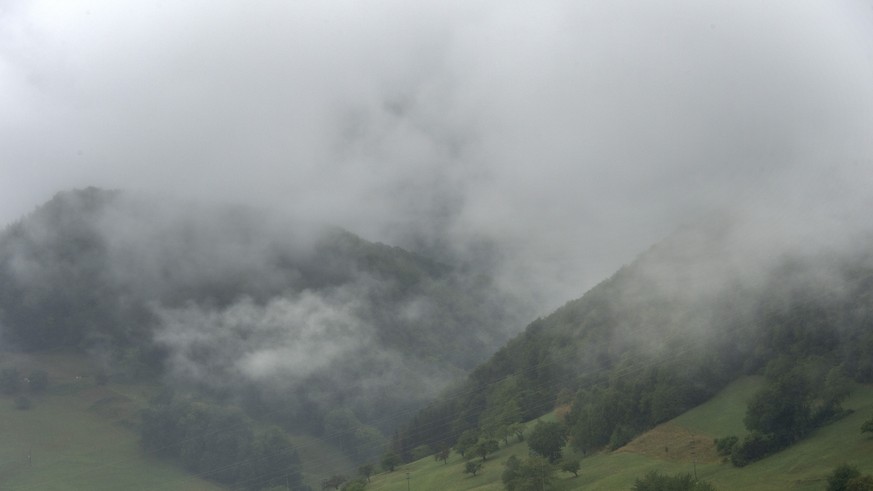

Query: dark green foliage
[[454, 429, 479, 458], [730, 359, 853, 466], [402, 219, 873, 457], [0, 188, 526, 457], [527, 422, 567, 463], [502, 455, 554, 491], [609, 424, 637, 450], [380, 452, 400, 472], [848, 476, 873, 491], [139, 394, 304, 490], [357, 463, 374, 482], [828, 464, 863, 491], [464, 461, 482, 476], [729, 432, 779, 467], [434, 447, 450, 464], [743, 370, 812, 445], [473, 439, 499, 461], [632, 471, 715, 491], [480, 377, 523, 440], [0, 368, 22, 394], [714, 435, 738, 456], [560, 458, 580, 477], [341, 478, 368, 491], [861, 415, 873, 435], [508, 422, 525, 443]]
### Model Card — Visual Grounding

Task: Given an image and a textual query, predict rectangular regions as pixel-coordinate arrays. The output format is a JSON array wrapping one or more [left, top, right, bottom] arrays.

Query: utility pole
[[406, 471, 411, 491], [690, 431, 698, 481]]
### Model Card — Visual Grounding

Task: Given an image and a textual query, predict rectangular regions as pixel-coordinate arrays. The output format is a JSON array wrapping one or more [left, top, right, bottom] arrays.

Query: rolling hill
[[366, 377, 873, 490], [6, 189, 873, 490], [400, 213, 873, 472], [0, 188, 527, 486]]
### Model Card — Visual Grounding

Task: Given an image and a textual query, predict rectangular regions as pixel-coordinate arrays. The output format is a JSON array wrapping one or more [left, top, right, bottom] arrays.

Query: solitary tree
[[381, 452, 400, 472], [527, 422, 567, 463], [561, 458, 580, 477], [464, 461, 483, 477], [475, 439, 499, 461], [434, 447, 450, 464], [827, 464, 862, 491], [502, 455, 554, 491]]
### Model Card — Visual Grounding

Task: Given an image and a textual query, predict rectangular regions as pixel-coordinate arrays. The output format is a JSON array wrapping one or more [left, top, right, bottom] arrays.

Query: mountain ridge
[[0, 187, 526, 458]]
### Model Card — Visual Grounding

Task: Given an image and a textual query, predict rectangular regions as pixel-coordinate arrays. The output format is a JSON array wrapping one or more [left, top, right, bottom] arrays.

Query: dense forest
[[5, 189, 873, 489], [398, 217, 873, 468], [0, 188, 525, 482]]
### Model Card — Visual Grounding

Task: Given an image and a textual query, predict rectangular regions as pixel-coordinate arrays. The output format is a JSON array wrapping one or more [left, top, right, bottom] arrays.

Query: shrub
[[827, 464, 861, 491], [464, 461, 482, 476], [632, 471, 715, 491], [560, 458, 580, 477], [730, 432, 780, 467], [714, 435, 738, 456]]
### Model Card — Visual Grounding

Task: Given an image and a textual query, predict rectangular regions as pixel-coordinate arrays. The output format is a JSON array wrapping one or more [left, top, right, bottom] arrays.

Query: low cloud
[[155, 291, 369, 390], [2, 0, 873, 316]]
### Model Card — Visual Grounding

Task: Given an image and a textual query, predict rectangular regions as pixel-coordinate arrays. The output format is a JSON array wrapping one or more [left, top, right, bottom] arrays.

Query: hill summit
[[0, 187, 523, 460], [400, 211, 873, 466]]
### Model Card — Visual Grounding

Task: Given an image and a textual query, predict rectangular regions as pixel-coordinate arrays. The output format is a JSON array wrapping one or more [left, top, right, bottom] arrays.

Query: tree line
[[140, 392, 307, 490], [396, 239, 873, 470]]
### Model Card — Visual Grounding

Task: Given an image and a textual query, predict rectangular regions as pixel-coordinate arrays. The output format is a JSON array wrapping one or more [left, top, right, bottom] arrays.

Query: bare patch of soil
[[616, 422, 720, 464]]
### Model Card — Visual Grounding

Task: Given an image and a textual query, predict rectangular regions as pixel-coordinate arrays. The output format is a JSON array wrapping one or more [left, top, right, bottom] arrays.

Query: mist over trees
[[398, 216, 873, 463], [0, 188, 527, 461], [2, 1, 872, 488], [5, 186, 873, 489], [140, 392, 306, 490]]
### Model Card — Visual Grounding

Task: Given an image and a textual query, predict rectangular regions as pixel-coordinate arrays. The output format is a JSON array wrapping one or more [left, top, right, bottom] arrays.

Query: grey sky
[[2, 0, 873, 312]]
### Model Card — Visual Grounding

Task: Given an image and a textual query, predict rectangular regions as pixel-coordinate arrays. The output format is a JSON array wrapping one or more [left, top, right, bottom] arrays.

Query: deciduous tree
[[527, 422, 567, 463], [464, 461, 482, 477]]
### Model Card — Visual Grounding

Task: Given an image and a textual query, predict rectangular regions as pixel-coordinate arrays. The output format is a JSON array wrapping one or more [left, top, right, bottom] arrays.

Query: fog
[[3, 0, 873, 313]]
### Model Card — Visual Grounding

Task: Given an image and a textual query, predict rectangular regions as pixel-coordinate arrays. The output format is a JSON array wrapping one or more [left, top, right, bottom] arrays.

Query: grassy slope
[[0, 352, 222, 491], [366, 377, 873, 491], [292, 433, 357, 488], [0, 352, 353, 491]]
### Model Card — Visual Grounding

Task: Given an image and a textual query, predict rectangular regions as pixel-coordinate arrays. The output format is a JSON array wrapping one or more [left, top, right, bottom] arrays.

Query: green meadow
[[3, 353, 873, 491], [0, 352, 366, 490], [366, 377, 873, 491], [0, 352, 221, 491]]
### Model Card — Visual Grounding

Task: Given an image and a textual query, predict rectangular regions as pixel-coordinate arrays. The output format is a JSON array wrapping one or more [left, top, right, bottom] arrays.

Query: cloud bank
[[2, 0, 873, 311]]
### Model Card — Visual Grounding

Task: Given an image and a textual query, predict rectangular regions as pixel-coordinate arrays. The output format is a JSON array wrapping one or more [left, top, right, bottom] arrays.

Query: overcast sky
[[3, 0, 873, 311]]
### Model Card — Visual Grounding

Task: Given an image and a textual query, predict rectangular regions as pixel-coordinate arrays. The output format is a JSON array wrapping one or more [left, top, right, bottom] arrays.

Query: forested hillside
[[0, 188, 524, 466], [400, 216, 873, 466], [7, 189, 873, 489]]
